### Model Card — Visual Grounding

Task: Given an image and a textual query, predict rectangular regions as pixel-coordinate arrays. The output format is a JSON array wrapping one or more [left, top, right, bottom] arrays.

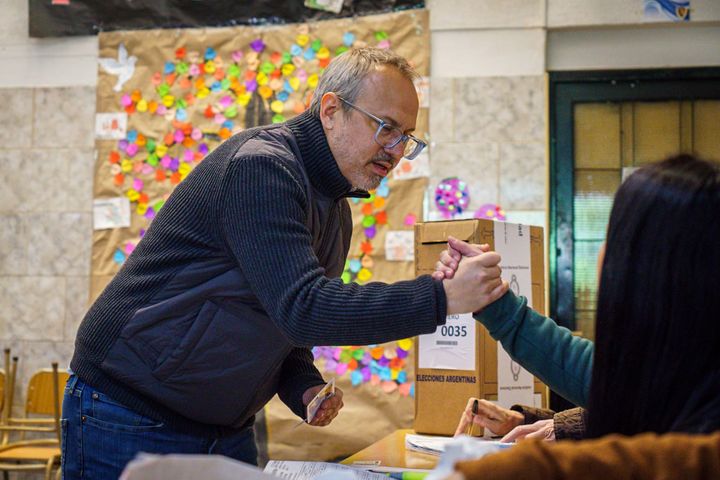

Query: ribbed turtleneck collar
[[286, 110, 369, 200]]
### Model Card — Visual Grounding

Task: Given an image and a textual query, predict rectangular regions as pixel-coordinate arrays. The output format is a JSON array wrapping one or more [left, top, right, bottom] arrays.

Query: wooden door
[[572, 99, 720, 340]]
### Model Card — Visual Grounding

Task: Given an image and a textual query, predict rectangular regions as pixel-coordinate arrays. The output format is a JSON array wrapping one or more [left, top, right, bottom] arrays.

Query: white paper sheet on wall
[[93, 197, 131, 230], [418, 313, 476, 371], [95, 112, 128, 139], [494, 221, 535, 408], [384, 230, 415, 261]]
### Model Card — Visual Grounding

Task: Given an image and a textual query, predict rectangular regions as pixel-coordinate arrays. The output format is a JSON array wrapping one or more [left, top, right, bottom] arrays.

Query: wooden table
[[341, 429, 438, 470]]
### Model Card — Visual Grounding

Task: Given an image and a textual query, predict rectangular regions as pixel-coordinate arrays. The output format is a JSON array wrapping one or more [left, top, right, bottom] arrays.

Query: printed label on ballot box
[[418, 313, 476, 371]]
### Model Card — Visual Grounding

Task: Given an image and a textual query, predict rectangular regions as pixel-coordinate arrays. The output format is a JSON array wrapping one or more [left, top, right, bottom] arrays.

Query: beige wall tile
[[454, 76, 545, 144], [66, 149, 96, 213], [33, 87, 95, 148], [0, 89, 33, 148], [0, 276, 65, 341], [499, 142, 546, 210], [0, 149, 78, 213], [429, 77, 454, 143], [0, 215, 27, 275], [26, 213, 91, 276], [0, 149, 26, 212]]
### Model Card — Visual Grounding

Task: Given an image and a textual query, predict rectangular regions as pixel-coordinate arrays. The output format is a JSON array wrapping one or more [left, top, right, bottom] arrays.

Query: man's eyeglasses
[[338, 97, 427, 160]]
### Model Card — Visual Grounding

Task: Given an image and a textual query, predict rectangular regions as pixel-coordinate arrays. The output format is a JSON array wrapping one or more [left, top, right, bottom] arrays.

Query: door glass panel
[[574, 170, 619, 241], [633, 101, 681, 164], [694, 100, 720, 160], [574, 104, 621, 169]]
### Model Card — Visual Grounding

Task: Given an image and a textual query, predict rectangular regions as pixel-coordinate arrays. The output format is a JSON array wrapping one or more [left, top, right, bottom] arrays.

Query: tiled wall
[[428, 75, 547, 226], [0, 86, 96, 411]]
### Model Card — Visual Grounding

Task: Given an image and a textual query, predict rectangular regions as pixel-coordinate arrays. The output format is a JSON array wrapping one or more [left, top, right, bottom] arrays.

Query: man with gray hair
[[62, 47, 508, 478]]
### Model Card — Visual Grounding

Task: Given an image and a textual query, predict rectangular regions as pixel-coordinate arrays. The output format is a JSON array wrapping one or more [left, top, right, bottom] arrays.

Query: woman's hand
[[432, 237, 490, 280], [454, 398, 524, 437], [500, 418, 555, 442]]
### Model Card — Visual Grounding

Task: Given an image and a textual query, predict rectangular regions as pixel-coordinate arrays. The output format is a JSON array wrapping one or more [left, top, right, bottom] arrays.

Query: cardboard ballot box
[[414, 219, 547, 435]]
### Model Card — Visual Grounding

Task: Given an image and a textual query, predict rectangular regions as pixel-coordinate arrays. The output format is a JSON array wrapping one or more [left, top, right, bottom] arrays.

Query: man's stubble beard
[[353, 160, 392, 191]]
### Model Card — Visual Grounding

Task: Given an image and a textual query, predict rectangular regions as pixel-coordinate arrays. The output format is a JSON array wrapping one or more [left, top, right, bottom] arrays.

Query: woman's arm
[[475, 291, 593, 407]]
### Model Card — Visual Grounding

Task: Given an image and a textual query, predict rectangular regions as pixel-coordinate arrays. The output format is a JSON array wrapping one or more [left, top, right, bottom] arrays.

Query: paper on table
[[405, 434, 454, 455], [264, 461, 387, 479], [405, 434, 513, 456]]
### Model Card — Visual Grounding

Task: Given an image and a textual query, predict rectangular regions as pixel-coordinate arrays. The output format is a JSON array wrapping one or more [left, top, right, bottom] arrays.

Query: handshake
[[431, 236, 509, 315]]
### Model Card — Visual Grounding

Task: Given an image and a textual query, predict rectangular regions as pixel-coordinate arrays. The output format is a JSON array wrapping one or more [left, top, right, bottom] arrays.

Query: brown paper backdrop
[[265, 348, 416, 463], [94, 9, 429, 462]]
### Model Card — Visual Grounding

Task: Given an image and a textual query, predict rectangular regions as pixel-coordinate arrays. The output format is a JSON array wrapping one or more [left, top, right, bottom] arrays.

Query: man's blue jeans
[[61, 375, 258, 479]]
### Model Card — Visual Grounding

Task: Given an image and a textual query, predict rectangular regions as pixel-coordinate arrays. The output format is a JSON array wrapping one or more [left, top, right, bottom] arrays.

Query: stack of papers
[[405, 434, 455, 455], [264, 461, 387, 479], [405, 434, 514, 456]]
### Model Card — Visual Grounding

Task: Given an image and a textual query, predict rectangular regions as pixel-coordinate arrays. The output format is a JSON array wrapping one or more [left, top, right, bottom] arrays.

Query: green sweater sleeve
[[474, 291, 594, 407]]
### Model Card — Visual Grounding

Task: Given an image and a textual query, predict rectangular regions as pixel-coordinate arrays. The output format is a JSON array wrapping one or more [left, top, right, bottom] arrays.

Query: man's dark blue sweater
[[70, 111, 447, 436]]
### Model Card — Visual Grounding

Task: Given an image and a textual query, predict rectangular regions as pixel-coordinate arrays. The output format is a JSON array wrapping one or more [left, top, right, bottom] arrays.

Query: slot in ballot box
[[413, 219, 547, 435]]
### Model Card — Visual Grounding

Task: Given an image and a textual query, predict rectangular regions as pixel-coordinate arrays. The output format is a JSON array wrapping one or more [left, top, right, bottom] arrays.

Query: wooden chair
[[0, 359, 64, 480], [16, 367, 70, 441], [0, 349, 17, 446], [0, 369, 5, 424]]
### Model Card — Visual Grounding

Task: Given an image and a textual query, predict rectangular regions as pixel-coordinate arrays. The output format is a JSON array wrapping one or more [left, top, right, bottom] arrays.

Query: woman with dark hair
[[586, 154, 720, 437], [434, 155, 720, 478]]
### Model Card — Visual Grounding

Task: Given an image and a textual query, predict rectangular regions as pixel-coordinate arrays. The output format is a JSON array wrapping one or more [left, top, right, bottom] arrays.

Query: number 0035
[[440, 325, 467, 337]]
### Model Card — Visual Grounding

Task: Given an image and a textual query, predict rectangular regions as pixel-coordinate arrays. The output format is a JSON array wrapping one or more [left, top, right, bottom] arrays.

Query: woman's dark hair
[[586, 154, 720, 438]]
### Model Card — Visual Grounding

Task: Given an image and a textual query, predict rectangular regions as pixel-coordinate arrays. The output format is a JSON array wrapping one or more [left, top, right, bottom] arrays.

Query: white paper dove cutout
[[98, 43, 137, 92]]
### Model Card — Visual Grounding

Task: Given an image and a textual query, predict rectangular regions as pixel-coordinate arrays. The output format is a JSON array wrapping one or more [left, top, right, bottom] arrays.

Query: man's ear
[[319, 92, 342, 130]]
